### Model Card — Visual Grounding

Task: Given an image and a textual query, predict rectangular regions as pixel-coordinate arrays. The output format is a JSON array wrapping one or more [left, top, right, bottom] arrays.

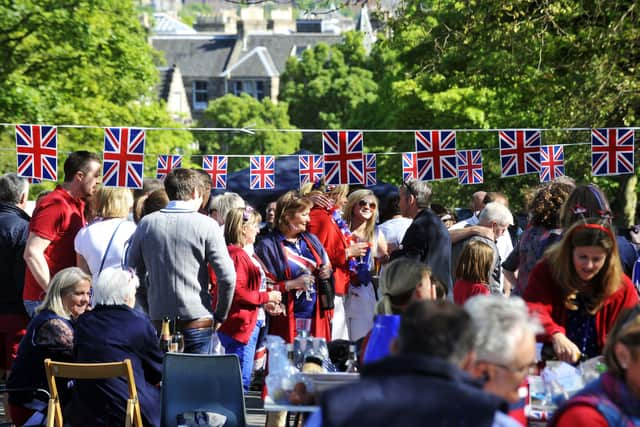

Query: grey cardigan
[[126, 203, 236, 322]]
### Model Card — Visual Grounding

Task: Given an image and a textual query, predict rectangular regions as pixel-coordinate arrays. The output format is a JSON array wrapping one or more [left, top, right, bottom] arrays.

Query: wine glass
[[171, 332, 185, 353]]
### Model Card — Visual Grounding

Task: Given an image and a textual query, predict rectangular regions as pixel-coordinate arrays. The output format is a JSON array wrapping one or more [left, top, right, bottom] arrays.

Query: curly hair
[[528, 181, 574, 228]]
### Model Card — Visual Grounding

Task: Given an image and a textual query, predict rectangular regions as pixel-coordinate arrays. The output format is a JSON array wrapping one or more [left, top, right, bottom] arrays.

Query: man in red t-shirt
[[22, 151, 101, 316]]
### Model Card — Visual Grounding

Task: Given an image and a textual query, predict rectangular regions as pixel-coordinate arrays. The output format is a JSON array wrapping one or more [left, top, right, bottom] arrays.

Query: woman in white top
[[74, 187, 136, 282]]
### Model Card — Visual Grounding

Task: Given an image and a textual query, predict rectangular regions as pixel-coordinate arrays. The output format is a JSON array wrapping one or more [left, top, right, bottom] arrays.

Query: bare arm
[[76, 253, 91, 276], [449, 225, 494, 244], [503, 269, 516, 297], [23, 232, 52, 291]]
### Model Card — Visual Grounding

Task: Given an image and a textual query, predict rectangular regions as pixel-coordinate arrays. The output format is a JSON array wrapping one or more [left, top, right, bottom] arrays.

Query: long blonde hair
[[343, 189, 378, 243]]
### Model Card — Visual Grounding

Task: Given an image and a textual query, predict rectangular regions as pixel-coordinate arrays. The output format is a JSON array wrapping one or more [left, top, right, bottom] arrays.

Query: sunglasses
[[242, 206, 255, 222], [358, 200, 377, 209], [402, 179, 418, 199]]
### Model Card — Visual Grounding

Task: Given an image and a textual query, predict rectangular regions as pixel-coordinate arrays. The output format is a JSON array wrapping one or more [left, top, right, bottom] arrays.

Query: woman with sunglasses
[[343, 189, 389, 342], [217, 207, 281, 391], [524, 218, 638, 364], [551, 306, 640, 426], [254, 191, 333, 342]]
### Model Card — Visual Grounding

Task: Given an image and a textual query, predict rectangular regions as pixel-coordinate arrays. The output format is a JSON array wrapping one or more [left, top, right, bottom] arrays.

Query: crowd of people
[[0, 150, 639, 426]]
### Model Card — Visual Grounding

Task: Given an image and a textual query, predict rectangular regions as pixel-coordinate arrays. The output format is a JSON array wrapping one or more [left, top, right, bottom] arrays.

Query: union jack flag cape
[[102, 127, 145, 188], [202, 155, 227, 189], [457, 150, 483, 185], [402, 152, 418, 181], [499, 130, 541, 177], [539, 145, 565, 182], [322, 131, 364, 185], [364, 153, 376, 187], [16, 125, 58, 181], [415, 130, 457, 181], [298, 154, 324, 187], [591, 128, 634, 176], [156, 155, 183, 179], [250, 155, 275, 190]]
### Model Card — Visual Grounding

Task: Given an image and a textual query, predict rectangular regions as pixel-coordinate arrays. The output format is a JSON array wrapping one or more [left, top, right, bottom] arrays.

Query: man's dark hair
[[0, 173, 28, 204], [397, 300, 476, 365], [193, 168, 212, 210], [164, 168, 200, 201], [63, 151, 101, 183]]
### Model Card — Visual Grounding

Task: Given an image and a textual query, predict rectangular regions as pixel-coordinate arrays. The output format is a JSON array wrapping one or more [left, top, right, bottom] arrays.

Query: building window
[[193, 80, 208, 110], [232, 80, 266, 100]]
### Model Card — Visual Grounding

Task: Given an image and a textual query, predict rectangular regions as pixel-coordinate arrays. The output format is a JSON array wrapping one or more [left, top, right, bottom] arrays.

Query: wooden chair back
[[44, 358, 143, 427]]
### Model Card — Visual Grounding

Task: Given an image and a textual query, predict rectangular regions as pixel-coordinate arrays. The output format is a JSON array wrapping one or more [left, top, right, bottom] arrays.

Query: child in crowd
[[453, 240, 494, 305]]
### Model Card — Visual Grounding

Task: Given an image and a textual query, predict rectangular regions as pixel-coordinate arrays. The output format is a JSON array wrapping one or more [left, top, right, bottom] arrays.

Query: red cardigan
[[307, 206, 350, 295], [523, 259, 639, 350], [218, 245, 270, 344], [453, 279, 490, 305]]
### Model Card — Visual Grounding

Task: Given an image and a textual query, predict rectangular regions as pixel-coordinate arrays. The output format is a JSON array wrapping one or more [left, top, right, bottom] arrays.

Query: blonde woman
[[343, 189, 388, 341]]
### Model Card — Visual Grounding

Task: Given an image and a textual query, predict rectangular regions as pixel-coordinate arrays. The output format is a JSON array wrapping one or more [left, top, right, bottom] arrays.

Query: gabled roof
[[156, 66, 175, 101], [221, 47, 278, 78], [151, 35, 236, 76]]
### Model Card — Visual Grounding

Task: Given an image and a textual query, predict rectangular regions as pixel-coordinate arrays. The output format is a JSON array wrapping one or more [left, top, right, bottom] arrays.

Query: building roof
[[151, 35, 236, 76], [221, 47, 278, 78], [156, 66, 175, 101], [153, 13, 197, 34]]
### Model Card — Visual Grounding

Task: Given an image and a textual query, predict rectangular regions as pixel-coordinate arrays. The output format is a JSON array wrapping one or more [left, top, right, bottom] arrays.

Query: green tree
[[198, 94, 301, 172], [0, 0, 193, 191]]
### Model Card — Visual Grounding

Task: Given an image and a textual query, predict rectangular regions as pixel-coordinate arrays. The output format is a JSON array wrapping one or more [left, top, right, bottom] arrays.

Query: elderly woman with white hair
[[464, 295, 542, 426], [68, 267, 162, 427]]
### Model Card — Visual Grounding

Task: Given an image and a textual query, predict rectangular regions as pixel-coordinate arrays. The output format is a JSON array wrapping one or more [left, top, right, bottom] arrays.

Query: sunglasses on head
[[402, 179, 418, 199], [242, 206, 255, 222], [358, 199, 377, 209]]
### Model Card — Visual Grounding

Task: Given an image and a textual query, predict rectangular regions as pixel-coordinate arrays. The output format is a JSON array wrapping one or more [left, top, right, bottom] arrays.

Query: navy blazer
[[71, 305, 162, 427]]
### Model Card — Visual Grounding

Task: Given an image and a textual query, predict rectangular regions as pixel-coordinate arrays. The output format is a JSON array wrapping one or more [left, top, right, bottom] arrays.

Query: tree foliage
[[198, 94, 301, 171], [0, 0, 194, 193]]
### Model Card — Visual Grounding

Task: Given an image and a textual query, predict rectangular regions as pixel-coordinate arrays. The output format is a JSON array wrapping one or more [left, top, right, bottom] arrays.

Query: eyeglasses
[[358, 199, 377, 209], [481, 360, 537, 377], [402, 179, 418, 199]]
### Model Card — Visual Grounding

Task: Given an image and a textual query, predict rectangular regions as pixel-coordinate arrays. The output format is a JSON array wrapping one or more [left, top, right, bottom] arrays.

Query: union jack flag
[[539, 145, 565, 182], [499, 130, 541, 177], [202, 155, 227, 189], [16, 125, 58, 181], [457, 150, 483, 185], [415, 130, 457, 181], [322, 131, 364, 185], [298, 154, 324, 186], [250, 155, 275, 190], [156, 155, 183, 179], [364, 154, 376, 187], [591, 128, 634, 176], [102, 127, 145, 188], [402, 152, 418, 181]]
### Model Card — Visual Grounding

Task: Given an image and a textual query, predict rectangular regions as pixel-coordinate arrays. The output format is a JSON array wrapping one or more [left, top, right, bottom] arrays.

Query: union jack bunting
[[539, 145, 565, 183], [102, 127, 145, 188], [250, 155, 275, 190], [591, 128, 634, 176], [16, 125, 58, 181], [364, 153, 376, 187], [499, 130, 541, 177], [322, 131, 364, 185], [156, 155, 183, 179], [402, 152, 418, 181], [415, 130, 457, 181], [457, 150, 483, 185], [298, 154, 324, 186], [202, 155, 227, 189]]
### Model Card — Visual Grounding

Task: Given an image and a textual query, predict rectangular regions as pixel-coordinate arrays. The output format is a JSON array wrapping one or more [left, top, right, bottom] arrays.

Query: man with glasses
[[465, 295, 542, 426], [392, 179, 453, 296]]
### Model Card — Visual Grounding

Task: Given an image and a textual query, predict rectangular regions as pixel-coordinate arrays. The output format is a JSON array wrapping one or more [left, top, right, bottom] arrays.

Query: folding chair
[[160, 353, 247, 427], [43, 358, 143, 427]]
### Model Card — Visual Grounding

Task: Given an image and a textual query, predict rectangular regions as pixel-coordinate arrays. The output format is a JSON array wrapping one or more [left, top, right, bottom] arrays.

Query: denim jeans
[[182, 326, 215, 354], [218, 320, 263, 392], [23, 300, 41, 318]]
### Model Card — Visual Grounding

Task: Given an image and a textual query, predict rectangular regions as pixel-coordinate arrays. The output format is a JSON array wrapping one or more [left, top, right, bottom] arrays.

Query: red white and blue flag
[[499, 130, 541, 177], [322, 131, 364, 185], [156, 155, 183, 179], [102, 127, 145, 188], [591, 128, 634, 176], [457, 150, 483, 185], [250, 155, 275, 190], [202, 155, 227, 189], [16, 125, 58, 181], [364, 153, 376, 187], [298, 154, 324, 186], [402, 152, 418, 181], [539, 145, 565, 182], [415, 130, 457, 181]]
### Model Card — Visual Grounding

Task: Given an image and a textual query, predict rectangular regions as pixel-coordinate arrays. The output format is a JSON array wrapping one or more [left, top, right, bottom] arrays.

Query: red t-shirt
[[453, 278, 490, 305], [23, 186, 85, 301]]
